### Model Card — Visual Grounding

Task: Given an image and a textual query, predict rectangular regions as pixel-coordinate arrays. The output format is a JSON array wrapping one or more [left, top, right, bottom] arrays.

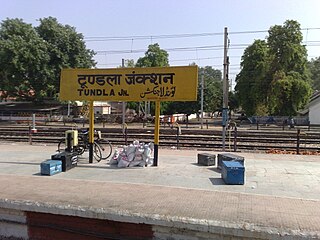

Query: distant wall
[[309, 102, 320, 124]]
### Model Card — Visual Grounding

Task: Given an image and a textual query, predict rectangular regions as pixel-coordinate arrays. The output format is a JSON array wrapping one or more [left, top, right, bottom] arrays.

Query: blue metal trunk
[[217, 153, 245, 169], [221, 160, 245, 185], [40, 160, 62, 176]]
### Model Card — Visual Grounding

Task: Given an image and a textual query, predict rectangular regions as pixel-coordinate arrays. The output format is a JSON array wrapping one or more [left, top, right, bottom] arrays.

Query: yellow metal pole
[[89, 101, 94, 163], [153, 101, 160, 166]]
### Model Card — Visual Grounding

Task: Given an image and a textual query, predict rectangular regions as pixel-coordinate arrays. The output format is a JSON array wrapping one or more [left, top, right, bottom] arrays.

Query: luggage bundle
[[110, 141, 154, 168]]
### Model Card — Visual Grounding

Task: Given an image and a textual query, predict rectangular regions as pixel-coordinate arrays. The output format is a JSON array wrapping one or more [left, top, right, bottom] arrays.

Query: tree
[[198, 66, 222, 113], [0, 18, 50, 101], [136, 43, 169, 67], [228, 91, 239, 113], [267, 20, 311, 115], [0, 17, 95, 102], [235, 20, 312, 116], [269, 71, 311, 115], [308, 57, 320, 90], [268, 20, 308, 75], [235, 40, 269, 115]]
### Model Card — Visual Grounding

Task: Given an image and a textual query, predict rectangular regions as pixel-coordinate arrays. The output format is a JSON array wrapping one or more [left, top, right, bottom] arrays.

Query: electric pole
[[222, 27, 229, 151], [200, 73, 204, 129]]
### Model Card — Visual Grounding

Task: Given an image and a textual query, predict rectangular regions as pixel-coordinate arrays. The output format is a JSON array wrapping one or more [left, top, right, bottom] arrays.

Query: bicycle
[[93, 130, 113, 160], [57, 129, 112, 162]]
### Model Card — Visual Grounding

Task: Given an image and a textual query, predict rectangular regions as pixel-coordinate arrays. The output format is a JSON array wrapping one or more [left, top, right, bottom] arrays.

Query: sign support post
[[89, 101, 94, 163], [153, 101, 160, 166], [122, 59, 126, 135]]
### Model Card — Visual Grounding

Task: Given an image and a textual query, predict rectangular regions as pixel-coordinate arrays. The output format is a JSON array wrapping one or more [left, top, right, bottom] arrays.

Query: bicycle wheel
[[97, 139, 113, 160], [93, 142, 102, 162], [57, 139, 66, 152]]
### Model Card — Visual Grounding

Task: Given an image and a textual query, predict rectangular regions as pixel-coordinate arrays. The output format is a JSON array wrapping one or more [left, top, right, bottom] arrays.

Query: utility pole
[[222, 27, 229, 151], [67, 101, 71, 117], [200, 73, 204, 129], [122, 59, 126, 134], [144, 101, 150, 117], [147, 101, 150, 117], [144, 102, 147, 116]]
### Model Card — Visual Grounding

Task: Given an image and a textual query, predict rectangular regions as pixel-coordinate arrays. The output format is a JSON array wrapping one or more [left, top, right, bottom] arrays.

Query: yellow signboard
[[59, 66, 198, 101]]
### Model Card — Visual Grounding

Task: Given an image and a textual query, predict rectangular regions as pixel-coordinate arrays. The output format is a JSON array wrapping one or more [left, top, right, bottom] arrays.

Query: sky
[[1, 0, 320, 88]]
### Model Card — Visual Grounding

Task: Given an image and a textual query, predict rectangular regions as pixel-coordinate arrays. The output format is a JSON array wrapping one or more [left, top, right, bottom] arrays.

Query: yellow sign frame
[[60, 66, 198, 101]]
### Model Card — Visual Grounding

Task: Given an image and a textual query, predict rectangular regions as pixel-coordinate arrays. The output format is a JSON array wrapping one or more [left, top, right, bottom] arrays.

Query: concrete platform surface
[[0, 143, 320, 239]]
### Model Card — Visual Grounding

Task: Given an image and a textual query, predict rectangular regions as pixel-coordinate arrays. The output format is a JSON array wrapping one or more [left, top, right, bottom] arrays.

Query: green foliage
[[268, 20, 308, 75], [235, 40, 269, 115], [269, 71, 312, 115], [165, 101, 198, 116], [126, 101, 139, 111], [308, 57, 320, 90], [0, 18, 50, 101], [235, 20, 312, 116], [255, 103, 269, 116], [228, 91, 239, 112], [0, 17, 95, 102], [199, 66, 223, 112], [136, 43, 169, 67]]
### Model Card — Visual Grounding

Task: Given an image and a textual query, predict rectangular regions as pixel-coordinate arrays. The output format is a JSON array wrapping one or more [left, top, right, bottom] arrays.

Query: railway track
[[0, 124, 319, 153]]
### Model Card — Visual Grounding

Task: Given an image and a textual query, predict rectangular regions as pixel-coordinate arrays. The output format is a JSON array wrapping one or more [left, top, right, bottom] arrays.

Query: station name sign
[[60, 66, 198, 101]]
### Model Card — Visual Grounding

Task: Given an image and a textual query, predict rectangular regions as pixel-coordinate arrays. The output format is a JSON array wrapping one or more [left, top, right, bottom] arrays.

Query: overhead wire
[[85, 27, 320, 42], [95, 44, 254, 55], [95, 41, 320, 55], [92, 27, 320, 75]]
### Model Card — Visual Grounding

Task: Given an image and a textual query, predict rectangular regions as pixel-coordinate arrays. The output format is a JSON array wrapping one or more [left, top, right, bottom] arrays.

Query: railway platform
[[0, 143, 319, 239]]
